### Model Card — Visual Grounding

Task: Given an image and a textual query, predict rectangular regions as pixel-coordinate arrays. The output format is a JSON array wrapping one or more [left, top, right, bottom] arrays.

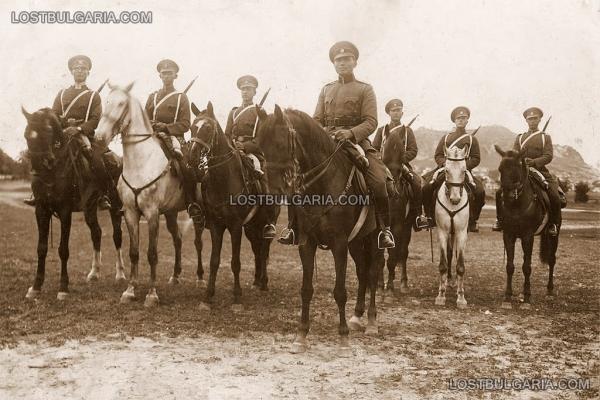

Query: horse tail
[[539, 230, 558, 266]]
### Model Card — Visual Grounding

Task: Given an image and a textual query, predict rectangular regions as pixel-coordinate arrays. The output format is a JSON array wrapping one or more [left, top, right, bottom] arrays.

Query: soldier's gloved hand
[[524, 157, 533, 166], [334, 129, 354, 141], [152, 122, 168, 133], [63, 127, 79, 137], [234, 141, 245, 151]]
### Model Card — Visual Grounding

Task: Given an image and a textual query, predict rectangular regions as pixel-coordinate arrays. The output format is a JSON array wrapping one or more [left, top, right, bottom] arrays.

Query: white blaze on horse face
[[194, 119, 206, 130]]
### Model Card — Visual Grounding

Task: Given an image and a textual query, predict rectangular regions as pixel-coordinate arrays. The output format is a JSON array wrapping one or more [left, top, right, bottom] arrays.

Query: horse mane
[[283, 109, 336, 154]]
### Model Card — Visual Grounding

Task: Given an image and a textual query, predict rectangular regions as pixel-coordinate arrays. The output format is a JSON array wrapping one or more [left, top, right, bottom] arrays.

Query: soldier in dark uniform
[[144, 59, 202, 221], [372, 98, 429, 231], [422, 106, 486, 232], [24, 55, 117, 210], [492, 107, 560, 236], [224, 75, 277, 239], [279, 41, 395, 248]]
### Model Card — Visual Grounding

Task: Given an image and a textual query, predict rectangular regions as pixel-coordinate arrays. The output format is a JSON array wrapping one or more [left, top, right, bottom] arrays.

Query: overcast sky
[[2, 0, 599, 167]]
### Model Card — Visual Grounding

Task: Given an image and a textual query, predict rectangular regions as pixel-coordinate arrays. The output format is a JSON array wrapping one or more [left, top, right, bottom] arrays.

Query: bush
[[574, 181, 590, 203]]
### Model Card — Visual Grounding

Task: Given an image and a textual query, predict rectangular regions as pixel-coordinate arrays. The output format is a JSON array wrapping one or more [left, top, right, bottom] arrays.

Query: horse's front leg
[[229, 225, 244, 311], [366, 238, 382, 335], [57, 207, 72, 301], [110, 207, 126, 283], [193, 218, 205, 286], [84, 203, 103, 283], [520, 234, 534, 309], [165, 211, 183, 285], [455, 230, 468, 309], [398, 226, 412, 294], [290, 238, 317, 354], [202, 223, 225, 308], [332, 240, 350, 352], [26, 205, 52, 299], [348, 240, 367, 332], [120, 208, 140, 304], [435, 230, 449, 306], [144, 211, 160, 307], [501, 232, 517, 309]]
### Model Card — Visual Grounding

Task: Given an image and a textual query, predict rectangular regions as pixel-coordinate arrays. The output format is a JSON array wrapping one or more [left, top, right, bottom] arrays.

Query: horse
[[378, 128, 415, 295], [21, 107, 125, 301], [494, 145, 560, 309], [433, 146, 470, 308], [255, 105, 383, 354], [94, 83, 204, 307], [187, 102, 280, 310]]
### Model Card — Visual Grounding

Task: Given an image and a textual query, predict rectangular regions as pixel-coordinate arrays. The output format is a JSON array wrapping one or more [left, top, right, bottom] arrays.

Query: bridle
[[189, 116, 235, 172], [437, 154, 469, 234], [501, 158, 528, 201], [443, 155, 467, 199]]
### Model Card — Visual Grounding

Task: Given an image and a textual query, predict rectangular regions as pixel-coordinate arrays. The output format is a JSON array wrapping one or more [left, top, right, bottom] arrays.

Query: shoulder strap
[[84, 91, 97, 122], [173, 94, 182, 123], [233, 104, 255, 123], [519, 131, 541, 149], [152, 91, 180, 120], [62, 89, 91, 118], [59, 89, 66, 115]]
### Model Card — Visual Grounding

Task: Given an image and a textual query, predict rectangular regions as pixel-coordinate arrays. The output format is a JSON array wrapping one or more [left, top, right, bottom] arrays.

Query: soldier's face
[[70, 66, 89, 83], [454, 116, 469, 128], [160, 70, 176, 86], [526, 116, 541, 130], [333, 56, 356, 76], [389, 108, 403, 123], [241, 87, 256, 103]]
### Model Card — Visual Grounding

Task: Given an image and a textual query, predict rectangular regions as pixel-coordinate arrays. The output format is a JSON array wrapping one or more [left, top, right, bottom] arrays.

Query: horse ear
[[191, 102, 201, 117], [107, 81, 114, 90], [256, 105, 268, 121], [494, 144, 506, 157], [274, 104, 284, 123], [124, 81, 135, 93], [21, 106, 32, 121], [207, 101, 215, 118]]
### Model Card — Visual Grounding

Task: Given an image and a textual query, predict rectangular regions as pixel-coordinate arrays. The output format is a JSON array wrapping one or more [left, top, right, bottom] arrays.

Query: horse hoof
[[501, 301, 512, 310], [198, 302, 211, 312], [348, 315, 364, 331], [25, 287, 40, 300], [86, 272, 100, 283], [520, 303, 532, 310], [144, 294, 160, 308], [457, 300, 468, 309], [196, 279, 207, 288], [168, 276, 180, 285], [120, 291, 135, 304], [57, 292, 69, 301], [364, 324, 379, 336], [231, 304, 244, 313], [435, 296, 446, 306], [400, 284, 410, 294], [290, 341, 307, 354], [115, 276, 127, 284], [383, 293, 396, 305]]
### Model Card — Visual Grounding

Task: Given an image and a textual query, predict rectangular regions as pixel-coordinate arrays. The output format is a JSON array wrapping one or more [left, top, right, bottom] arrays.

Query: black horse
[[188, 102, 280, 310], [256, 106, 383, 354], [495, 145, 560, 309], [22, 107, 124, 300]]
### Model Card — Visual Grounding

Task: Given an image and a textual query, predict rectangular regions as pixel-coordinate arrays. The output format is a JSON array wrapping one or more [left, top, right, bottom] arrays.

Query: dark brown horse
[[22, 107, 124, 300], [255, 106, 383, 354], [188, 102, 280, 310], [495, 145, 560, 309]]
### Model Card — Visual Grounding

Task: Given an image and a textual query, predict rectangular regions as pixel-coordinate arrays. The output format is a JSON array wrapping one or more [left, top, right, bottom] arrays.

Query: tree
[[574, 181, 590, 203]]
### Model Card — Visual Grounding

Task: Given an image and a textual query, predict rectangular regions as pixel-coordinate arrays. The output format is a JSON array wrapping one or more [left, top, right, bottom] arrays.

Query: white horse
[[434, 146, 470, 308], [95, 83, 204, 307]]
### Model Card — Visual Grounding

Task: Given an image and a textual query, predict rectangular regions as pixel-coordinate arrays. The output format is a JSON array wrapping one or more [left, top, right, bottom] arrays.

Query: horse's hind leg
[[366, 238, 381, 335], [84, 205, 103, 283], [501, 233, 516, 309], [229, 225, 243, 311], [193, 220, 205, 286], [203, 223, 225, 308], [121, 209, 140, 303], [398, 225, 412, 294], [110, 207, 126, 282], [26, 206, 52, 299], [435, 231, 449, 306], [291, 239, 317, 354], [332, 240, 350, 351], [57, 208, 72, 301], [165, 211, 183, 285], [348, 241, 367, 331], [520, 235, 534, 309], [455, 230, 468, 309]]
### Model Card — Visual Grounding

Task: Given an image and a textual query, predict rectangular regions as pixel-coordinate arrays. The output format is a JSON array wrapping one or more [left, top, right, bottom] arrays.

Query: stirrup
[[187, 203, 204, 225], [548, 224, 558, 236], [492, 220, 503, 232], [98, 196, 112, 210], [377, 229, 395, 249], [468, 221, 479, 233], [23, 195, 36, 207], [278, 228, 297, 245], [263, 224, 276, 239], [414, 215, 429, 231]]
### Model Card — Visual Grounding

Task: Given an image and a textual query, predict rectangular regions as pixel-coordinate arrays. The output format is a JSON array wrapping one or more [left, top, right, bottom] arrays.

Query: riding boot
[[278, 206, 298, 245], [421, 180, 437, 228], [88, 151, 114, 210], [492, 189, 503, 231], [373, 196, 395, 249], [547, 184, 561, 237], [468, 179, 485, 233], [407, 174, 428, 231], [23, 193, 36, 206], [180, 160, 204, 225]]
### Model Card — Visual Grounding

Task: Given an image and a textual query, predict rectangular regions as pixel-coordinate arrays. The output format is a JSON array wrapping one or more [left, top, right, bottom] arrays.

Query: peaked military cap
[[451, 106, 470, 122], [523, 107, 543, 119], [329, 41, 359, 62], [68, 55, 92, 71], [385, 99, 404, 114], [156, 59, 179, 73], [237, 75, 258, 89]]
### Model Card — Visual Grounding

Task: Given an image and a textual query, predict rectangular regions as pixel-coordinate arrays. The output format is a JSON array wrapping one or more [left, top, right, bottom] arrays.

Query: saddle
[[528, 175, 550, 214]]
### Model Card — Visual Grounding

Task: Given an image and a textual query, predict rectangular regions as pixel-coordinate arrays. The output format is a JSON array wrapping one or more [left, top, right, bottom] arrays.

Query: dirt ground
[[1, 180, 599, 399]]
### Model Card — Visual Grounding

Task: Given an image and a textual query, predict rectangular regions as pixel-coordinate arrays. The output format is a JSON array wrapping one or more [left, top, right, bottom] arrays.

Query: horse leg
[[398, 226, 412, 294], [502, 232, 516, 309], [203, 223, 225, 308], [365, 238, 381, 335], [193, 218, 205, 286], [144, 211, 160, 307], [165, 211, 183, 285], [348, 241, 366, 331], [121, 209, 140, 303], [520, 235, 534, 309], [291, 240, 317, 354], [385, 247, 396, 291], [26, 205, 51, 299], [544, 232, 559, 297], [110, 207, 126, 283], [455, 230, 468, 309], [259, 237, 271, 291], [435, 230, 449, 306], [84, 205, 103, 283], [332, 240, 350, 351], [57, 207, 72, 300], [230, 225, 243, 311], [249, 233, 262, 287]]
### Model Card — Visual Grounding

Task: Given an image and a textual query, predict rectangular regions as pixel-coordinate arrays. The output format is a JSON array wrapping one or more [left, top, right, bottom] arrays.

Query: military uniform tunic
[[373, 123, 417, 165], [51, 85, 102, 137], [513, 130, 553, 175], [433, 128, 481, 170], [144, 87, 191, 137], [224, 103, 261, 154]]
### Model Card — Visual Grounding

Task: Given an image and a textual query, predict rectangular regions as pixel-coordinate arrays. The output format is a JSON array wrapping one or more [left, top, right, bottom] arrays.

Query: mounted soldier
[[24, 55, 119, 210], [422, 106, 486, 232], [224, 75, 277, 239], [373, 98, 429, 231], [492, 107, 560, 236], [144, 59, 202, 221], [279, 41, 395, 248]]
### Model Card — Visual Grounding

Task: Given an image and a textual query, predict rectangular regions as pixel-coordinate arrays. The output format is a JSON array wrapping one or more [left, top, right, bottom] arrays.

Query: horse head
[[189, 101, 227, 162], [444, 146, 468, 205], [22, 106, 62, 172], [95, 81, 139, 145], [495, 144, 528, 200]]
